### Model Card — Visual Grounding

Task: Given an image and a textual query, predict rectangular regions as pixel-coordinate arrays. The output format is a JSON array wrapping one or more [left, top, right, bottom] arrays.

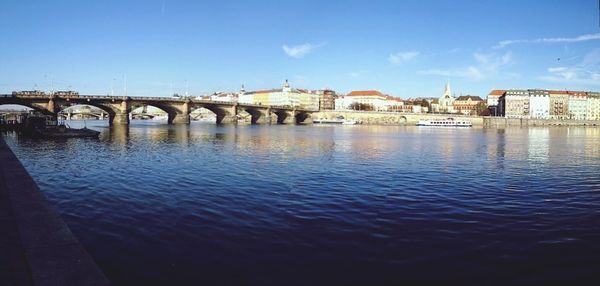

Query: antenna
[[124, 75, 127, 96]]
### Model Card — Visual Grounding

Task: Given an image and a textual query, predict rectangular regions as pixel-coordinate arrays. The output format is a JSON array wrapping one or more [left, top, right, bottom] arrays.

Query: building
[[567, 91, 587, 120], [454, 95, 485, 115], [238, 80, 319, 110], [548, 90, 569, 120], [342, 90, 389, 111], [437, 82, 455, 113], [499, 90, 529, 118], [528, 89, 550, 119], [586, 92, 600, 121], [487, 90, 505, 107], [315, 89, 337, 110]]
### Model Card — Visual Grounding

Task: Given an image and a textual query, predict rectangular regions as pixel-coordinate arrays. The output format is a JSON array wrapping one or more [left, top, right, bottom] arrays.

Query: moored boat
[[416, 118, 472, 127], [314, 116, 360, 125]]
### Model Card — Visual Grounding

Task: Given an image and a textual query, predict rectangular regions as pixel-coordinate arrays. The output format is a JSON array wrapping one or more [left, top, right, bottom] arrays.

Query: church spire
[[444, 81, 452, 98]]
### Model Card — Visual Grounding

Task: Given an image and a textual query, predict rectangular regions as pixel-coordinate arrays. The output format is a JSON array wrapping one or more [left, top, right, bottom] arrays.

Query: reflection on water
[[3, 122, 600, 285]]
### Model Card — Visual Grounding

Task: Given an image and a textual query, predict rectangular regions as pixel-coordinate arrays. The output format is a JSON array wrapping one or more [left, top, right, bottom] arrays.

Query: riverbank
[[0, 135, 109, 285], [312, 111, 600, 127], [483, 117, 600, 127], [312, 110, 483, 126]]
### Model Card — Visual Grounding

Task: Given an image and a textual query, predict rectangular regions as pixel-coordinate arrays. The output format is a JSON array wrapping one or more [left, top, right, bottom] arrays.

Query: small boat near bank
[[314, 116, 360, 125], [416, 118, 472, 127], [23, 116, 100, 138], [33, 124, 101, 138]]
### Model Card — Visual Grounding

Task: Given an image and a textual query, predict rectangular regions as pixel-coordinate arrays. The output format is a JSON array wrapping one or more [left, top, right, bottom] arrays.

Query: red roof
[[488, 90, 506, 96], [567, 91, 587, 96], [548, 90, 569, 94], [347, 90, 385, 97]]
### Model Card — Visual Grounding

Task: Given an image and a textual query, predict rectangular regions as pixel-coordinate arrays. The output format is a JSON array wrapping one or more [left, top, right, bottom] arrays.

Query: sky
[[0, 0, 599, 98]]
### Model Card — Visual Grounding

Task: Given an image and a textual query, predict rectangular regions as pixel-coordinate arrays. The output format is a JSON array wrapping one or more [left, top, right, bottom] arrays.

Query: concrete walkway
[[0, 136, 110, 285]]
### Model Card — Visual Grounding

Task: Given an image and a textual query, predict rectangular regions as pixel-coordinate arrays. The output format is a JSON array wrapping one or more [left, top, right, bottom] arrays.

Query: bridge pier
[[169, 113, 190, 124], [217, 115, 238, 124], [295, 111, 313, 124], [110, 112, 130, 125]]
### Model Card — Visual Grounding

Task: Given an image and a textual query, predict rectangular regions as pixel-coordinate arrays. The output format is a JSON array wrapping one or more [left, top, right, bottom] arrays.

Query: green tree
[[474, 102, 488, 116], [349, 102, 374, 111]]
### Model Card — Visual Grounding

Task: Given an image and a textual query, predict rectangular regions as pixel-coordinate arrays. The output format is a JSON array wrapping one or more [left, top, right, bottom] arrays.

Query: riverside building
[[338, 90, 403, 112], [237, 80, 319, 110], [437, 82, 455, 113], [587, 92, 600, 121], [528, 89, 550, 119], [567, 91, 587, 120], [549, 90, 569, 120], [454, 95, 485, 115], [498, 90, 530, 118]]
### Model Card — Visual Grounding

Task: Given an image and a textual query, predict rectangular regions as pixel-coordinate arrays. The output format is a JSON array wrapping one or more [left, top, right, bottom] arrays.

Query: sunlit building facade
[[528, 89, 550, 119], [454, 95, 485, 115], [567, 91, 587, 120], [586, 92, 600, 121], [238, 80, 319, 110], [499, 90, 529, 118]]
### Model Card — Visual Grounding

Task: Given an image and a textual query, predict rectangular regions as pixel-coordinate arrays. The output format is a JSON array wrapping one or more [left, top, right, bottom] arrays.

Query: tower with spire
[[438, 81, 456, 112]]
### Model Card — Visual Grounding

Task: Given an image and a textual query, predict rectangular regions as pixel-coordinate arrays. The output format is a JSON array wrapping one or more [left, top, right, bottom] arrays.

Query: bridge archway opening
[[242, 107, 268, 124], [58, 104, 107, 120], [273, 110, 290, 124], [56, 102, 116, 123], [192, 104, 236, 124], [190, 107, 217, 123], [399, 116, 407, 124], [129, 104, 171, 121], [0, 103, 51, 115], [295, 112, 312, 124]]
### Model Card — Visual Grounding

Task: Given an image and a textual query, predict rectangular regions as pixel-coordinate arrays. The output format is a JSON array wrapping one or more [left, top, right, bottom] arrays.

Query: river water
[[3, 121, 600, 285]]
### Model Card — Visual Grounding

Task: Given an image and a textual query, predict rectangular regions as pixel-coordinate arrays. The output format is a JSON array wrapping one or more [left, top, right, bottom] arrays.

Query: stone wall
[[313, 110, 484, 126], [483, 117, 600, 127]]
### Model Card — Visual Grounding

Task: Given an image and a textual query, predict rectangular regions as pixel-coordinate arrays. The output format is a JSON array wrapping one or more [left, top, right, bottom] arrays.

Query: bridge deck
[[0, 136, 110, 285]]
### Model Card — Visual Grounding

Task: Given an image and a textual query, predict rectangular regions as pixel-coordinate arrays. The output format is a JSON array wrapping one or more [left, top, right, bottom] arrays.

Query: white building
[[587, 92, 600, 121], [337, 90, 403, 111], [567, 91, 587, 120], [487, 90, 505, 107], [237, 81, 319, 110], [438, 82, 455, 113], [528, 89, 550, 119]]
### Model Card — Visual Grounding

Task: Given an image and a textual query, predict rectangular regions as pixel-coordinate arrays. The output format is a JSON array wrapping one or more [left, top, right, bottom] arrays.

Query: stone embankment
[[0, 136, 110, 285], [312, 111, 600, 127], [312, 110, 483, 126], [483, 117, 600, 127]]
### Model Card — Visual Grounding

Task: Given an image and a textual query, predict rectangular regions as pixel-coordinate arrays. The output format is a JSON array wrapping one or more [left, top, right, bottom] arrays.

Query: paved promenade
[[0, 136, 110, 285]]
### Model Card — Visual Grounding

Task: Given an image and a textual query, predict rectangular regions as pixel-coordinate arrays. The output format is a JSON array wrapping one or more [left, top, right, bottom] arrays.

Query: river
[[3, 121, 600, 285]]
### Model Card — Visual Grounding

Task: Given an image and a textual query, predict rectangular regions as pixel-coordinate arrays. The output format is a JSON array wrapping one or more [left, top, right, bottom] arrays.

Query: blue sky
[[0, 0, 599, 98]]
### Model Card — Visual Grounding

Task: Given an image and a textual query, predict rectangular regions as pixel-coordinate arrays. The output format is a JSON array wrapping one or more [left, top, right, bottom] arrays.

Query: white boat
[[416, 118, 472, 127], [314, 116, 359, 125], [152, 114, 169, 121]]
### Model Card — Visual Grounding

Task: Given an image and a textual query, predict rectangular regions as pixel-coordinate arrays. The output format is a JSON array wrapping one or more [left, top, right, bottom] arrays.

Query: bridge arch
[[55, 102, 118, 123], [295, 111, 312, 124], [191, 103, 237, 124], [399, 116, 407, 124], [240, 107, 270, 124], [0, 101, 53, 115], [129, 103, 180, 123], [58, 105, 108, 120]]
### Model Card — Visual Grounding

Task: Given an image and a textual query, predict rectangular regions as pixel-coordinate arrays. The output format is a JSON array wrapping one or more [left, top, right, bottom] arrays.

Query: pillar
[[110, 112, 129, 125], [170, 100, 191, 124]]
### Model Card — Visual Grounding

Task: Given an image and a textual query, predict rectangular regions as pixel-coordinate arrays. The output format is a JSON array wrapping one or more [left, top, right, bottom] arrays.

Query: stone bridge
[[0, 94, 314, 125]]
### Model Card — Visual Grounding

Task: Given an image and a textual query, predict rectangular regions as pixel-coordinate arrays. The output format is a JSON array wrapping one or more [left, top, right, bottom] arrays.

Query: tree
[[474, 102, 488, 116], [349, 102, 374, 111]]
